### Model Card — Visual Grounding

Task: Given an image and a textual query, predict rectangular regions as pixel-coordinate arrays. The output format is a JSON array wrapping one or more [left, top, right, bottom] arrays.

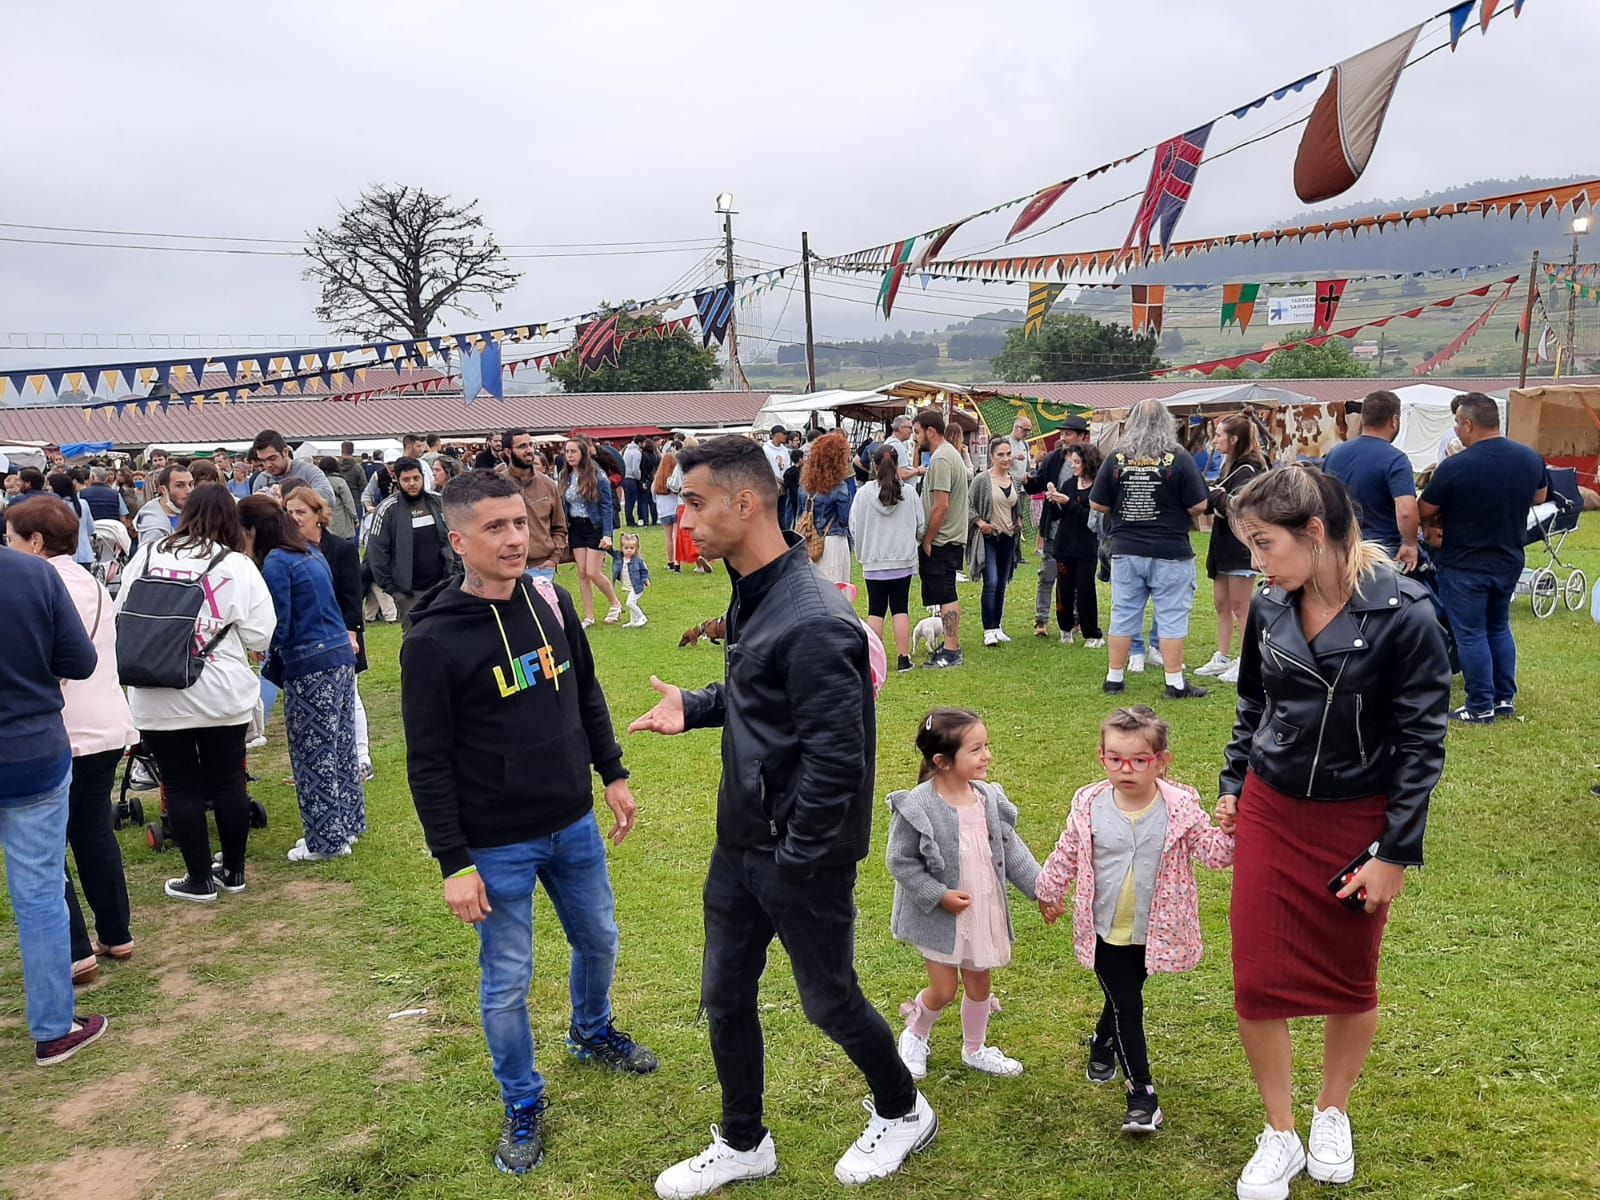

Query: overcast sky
[[1, 0, 1593, 372]]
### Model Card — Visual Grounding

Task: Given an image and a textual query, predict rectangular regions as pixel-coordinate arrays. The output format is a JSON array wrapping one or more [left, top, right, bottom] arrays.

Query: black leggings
[[1056, 556, 1103, 638], [141, 724, 251, 884], [865, 575, 912, 619], [65, 748, 132, 958], [1093, 937, 1151, 1087]]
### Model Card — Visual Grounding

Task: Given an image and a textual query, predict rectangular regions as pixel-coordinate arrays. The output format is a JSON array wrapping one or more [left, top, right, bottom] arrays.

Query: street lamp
[[1567, 216, 1590, 375], [714, 192, 747, 389]]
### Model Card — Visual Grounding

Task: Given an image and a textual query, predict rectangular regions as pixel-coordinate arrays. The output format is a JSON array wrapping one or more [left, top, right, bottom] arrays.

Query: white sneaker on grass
[[654, 1126, 777, 1199], [287, 842, 352, 864], [1129, 654, 1146, 674], [1148, 646, 1164, 668], [992, 629, 1012, 643], [1195, 651, 1232, 677], [1083, 637, 1106, 648], [1059, 631, 1075, 645], [1236, 1126, 1306, 1200], [961, 1044, 1023, 1077], [1219, 659, 1241, 684], [833, 1092, 937, 1186], [245, 736, 267, 750], [1306, 1106, 1355, 1184], [897, 1028, 930, 1081], [983, 629, 1000, 646]]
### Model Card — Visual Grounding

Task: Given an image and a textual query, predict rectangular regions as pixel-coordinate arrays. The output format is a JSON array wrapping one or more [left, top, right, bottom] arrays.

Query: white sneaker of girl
[[897, 1028, 930, 1080], [961, 1044, 1023, 1077], [1236, 1126, 1306, 1200]]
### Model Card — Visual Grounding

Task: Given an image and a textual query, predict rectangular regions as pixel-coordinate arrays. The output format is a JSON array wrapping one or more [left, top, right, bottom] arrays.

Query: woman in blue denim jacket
[[238, 496, 362, 865]]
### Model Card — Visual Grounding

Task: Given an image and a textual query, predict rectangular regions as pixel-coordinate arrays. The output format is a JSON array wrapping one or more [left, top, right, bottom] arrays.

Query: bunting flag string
[[899, 262, 1511, 290], [461, 341, 503, 405], [1151, 275, 1520, 377], [1221, 283, 1261, 333], [1121, 124, 1213, 267], [1008, 180, 1078, 242], [694, 284, 736, 346], [1313, 279, 1348, 332], [1131, 285, 1166, 336], [1544, 266, 1600, 304], [575, 316, 622, 372], [1412, 277, 1517, 375], [876, 239, 916, 318], [1024, 283, 1065, 337]]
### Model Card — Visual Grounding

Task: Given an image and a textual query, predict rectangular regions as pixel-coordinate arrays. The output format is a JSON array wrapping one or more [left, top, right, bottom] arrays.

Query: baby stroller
[[91, 519, 131, 597], [1519, 466, 1586, 619], [114, 742, 268, 850]]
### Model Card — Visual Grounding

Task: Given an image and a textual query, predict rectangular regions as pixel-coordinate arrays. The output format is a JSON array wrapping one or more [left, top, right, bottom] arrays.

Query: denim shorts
[[1109, 555, 1197, 639]]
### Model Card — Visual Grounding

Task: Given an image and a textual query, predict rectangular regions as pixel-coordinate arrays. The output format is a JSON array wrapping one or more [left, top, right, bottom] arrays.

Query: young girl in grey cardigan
[[886, 708, 1042, 1080]]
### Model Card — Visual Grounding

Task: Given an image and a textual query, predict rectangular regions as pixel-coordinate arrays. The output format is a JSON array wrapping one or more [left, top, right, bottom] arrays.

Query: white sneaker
[[961, 1044, 1023, 1077], [1059, 631, 1075, 645], [897, 1028, 930, 1081], [992, 629, 1012, 643], [1195, 651, 1232, 677], [1129, 654, 1146, 674], [1219, 659, 1241, 684], [1236, 1126, 1306, 1200], [654, 1126, 777, 1199], [955, 571, 970, 584], [287, 842, 352, 863], [359, 759, 375, 782], [833, 1093, 937, 1186], [1306, 1106, 1355, 1184], [245, 736, 267, 750], [1083, 637, 1106, 649], [1148, 647, 1165, 668], [983, 629, 1000, 646], [632, 614, 649, 628]]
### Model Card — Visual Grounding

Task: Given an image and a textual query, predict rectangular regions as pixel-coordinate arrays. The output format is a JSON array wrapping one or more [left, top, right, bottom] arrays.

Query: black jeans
[[702, 843, 916, 1150], [1056, 556, 1103, 638], [141, 724, 251, 884], [1093, 937, 1151, 1087], [64, 749, 132, 959]]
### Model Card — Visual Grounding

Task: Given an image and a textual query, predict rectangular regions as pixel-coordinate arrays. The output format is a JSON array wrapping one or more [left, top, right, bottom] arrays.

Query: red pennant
[[1007, 179, 1076, 241]]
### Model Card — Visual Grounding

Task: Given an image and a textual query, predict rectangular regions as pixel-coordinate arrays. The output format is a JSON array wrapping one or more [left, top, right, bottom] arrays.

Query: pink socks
[[961, 996, 991, 1054], [902, 991, 944, 1039]]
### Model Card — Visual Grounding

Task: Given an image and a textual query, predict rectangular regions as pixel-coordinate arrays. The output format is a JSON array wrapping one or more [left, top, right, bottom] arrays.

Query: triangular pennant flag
[[1131, 285, 1165, 336], [1294, 24, 1420, 203], [1221, 283, 1261, 333], [1121, 125, 1213, 264], [1481, 0, 1503, 32], [575, 315, 622, 370], [1024, 283, 1065, 337], [1008, 180, 1076, 242], [694, 284, 736, 347], [44, 368, 67, 395], [876, 239, 916, 318], [1513, 0, 1527, 14], [1313, 279, 1348, 332], [1448, 1, 1475, 48], [915, 221, 964, 268]]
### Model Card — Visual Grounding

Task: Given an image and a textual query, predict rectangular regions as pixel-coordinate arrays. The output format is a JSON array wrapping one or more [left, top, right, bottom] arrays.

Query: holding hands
[[1215, 794, 1238, 836], [1037, 897, 1065, 925]]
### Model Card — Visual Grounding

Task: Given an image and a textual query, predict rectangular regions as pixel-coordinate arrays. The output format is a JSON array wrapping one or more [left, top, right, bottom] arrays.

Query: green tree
[[989, 313, 1163, 382], [1258, 331, 1370, 379], [548, 306, 722, 393]]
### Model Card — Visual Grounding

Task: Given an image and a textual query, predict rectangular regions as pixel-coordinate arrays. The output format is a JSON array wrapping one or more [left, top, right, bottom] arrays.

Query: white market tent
[[1390, 383, 1508, 471], [1148, 382, 1319, 411]]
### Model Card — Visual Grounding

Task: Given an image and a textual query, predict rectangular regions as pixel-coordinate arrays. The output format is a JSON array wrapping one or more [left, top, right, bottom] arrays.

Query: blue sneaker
[[494, 1096, 548, 1174], [566, 1020, 659, 1075]]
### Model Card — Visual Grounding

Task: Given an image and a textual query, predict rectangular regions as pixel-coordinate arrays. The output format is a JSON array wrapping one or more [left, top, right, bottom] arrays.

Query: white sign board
[[1267, 294, 1316, 325]]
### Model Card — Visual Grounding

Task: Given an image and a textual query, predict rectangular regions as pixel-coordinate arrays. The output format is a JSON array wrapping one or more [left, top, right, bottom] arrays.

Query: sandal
[[604, 606, 622, 624], [91, 939, 135, 961]]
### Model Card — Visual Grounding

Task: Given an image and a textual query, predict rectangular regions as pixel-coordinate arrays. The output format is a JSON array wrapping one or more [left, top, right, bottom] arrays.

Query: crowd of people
[[0, 388, 1567, 1200]]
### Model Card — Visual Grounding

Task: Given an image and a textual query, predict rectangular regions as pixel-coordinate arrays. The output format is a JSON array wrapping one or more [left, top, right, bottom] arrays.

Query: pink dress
[[922, 804, 1012, 971]]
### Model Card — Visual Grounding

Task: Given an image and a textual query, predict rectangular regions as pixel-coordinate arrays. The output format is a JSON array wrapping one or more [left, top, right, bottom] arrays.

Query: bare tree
[[303, 184, 521, 340]]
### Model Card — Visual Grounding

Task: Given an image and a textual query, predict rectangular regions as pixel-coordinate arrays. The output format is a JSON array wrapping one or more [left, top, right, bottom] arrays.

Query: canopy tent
[[1143, 382, 1319, 412], [1389, 383, 1509, 472], [292, 437, 404, 462], [1507, 384, 1600, 484], [1, 440, 50, 471]]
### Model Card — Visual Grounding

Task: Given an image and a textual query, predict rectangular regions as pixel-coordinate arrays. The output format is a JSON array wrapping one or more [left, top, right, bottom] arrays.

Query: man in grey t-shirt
[[249, 429, 335, 505]]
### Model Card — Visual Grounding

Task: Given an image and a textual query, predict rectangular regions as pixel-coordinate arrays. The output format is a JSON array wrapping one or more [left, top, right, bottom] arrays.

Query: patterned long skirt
[[283, 664, 365, 855]]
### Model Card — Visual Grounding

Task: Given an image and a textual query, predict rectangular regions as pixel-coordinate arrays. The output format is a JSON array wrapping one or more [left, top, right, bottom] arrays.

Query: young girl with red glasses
[[1035, 705, 1235, 1136]]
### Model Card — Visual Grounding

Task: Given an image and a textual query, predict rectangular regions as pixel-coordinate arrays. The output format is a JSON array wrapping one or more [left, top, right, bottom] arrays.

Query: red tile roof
[[1, 377, 780, 449]]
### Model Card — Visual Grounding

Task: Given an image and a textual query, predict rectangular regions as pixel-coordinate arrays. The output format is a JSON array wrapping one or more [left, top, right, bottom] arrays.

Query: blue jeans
[[1109, 555, 1196, 639], [1436, 567, 1519, 713], [1129, 617, 1161, 656], [622, 478, 642, 526], [0, 768, 74, 1042], [471, 812, 620, 1106], [980, 532, 1017, 629]]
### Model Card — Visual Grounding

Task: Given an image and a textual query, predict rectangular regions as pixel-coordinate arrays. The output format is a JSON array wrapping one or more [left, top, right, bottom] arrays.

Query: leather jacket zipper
[[1355, 693, 1367, 768], [1267, 641, 1349, 795]]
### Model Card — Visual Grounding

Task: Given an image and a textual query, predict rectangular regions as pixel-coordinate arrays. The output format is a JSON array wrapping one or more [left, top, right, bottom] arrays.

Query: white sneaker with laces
[[1083, 637, 1106, 648], [1059, 631, 1075, 645], [245, 736, 267, 750], [1195, 651, 1232, 677], [654, 1126, 777, 1199], [833, 1093, 937, 1186], [1236, 1126, 1306, 1200], [897, 1028, 930, 1080], [1129, 654, 1146, 674], [1306, 1106, 1355, 1184], [983, 629, 1000, 646], [993, 629, 1012, 643], [1219, 659, 1241, 684], [1148, 646, 1165, 668], [287, 843, 352, 864], [961, 1044, 1023, 1077]]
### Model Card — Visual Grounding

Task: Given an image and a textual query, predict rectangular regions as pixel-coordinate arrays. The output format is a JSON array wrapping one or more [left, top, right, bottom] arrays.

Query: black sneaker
[[36, 1013, 108, 1066], [566, 1020, 659, 1074], [923, 648, 964, 670], [211, 864, 246, 894], [1165, 682, 1208, 699], [1103, 679, 1126, 695], [163, 875, 217, 903], [1087, 1036, 1117, 1085], [494, 1096, 548, 1174], [1450, 706, 1495, 724], [896, 655, 914, 674], [1494, 701, 1516, 720], [1122, 1084, 1164, 1135]]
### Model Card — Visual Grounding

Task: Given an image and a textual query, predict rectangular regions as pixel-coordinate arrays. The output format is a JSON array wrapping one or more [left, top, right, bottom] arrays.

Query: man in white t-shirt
[[763, 428, 792, 528]]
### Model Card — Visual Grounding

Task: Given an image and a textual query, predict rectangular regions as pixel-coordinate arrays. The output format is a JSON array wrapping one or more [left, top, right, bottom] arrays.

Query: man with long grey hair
[[1089, 398, 1211, 699]]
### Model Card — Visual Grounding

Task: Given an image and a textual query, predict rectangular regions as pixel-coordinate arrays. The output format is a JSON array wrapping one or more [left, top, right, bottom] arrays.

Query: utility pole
[[1565, 218, 1588, 378], [1374, 330, 1386, 375], [801, 231, 817, 393], [715, 192, 748, 391], [1517, 249, 1540, 390]]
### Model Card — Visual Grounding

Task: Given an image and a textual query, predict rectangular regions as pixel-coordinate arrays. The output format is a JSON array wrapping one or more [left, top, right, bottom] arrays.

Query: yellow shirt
[[1105, 795, 1160, 946]]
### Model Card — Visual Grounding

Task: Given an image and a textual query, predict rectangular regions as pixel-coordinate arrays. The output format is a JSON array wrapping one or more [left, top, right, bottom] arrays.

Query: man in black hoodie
[[631, 436, 933, 1198], [401, 472, 655, 1176]]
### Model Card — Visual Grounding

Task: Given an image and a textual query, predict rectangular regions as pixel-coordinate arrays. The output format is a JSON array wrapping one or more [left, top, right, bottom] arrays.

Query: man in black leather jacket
[[632, 436, 933, 1195]]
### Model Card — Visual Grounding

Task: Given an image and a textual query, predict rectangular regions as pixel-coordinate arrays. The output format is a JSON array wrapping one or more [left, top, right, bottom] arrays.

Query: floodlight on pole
[[714, 191, 746, 389]]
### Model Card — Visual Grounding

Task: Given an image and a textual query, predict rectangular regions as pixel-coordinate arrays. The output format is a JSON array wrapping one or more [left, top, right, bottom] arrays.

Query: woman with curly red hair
[[800, 432, 854, 585]]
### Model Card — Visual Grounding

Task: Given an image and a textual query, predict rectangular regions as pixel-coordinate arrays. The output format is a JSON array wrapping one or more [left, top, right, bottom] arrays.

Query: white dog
[[912, 615, 944, 657]]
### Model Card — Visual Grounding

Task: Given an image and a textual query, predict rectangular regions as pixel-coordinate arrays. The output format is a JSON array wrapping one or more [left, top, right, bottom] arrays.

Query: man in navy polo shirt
[[1419, 393, 1548, 723], [1324, 390, 1420, 571]]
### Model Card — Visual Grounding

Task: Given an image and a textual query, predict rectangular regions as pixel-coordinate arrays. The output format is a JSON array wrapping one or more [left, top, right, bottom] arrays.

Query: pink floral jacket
[[1035, 778, 1235, 974]]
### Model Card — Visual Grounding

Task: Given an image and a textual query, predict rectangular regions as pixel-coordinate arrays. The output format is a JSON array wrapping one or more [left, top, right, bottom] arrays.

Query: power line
[[0, 219, 720, 251]]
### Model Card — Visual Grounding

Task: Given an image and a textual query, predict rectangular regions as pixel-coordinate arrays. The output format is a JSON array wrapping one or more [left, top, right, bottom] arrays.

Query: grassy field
[[3, 524, 1599, 1200]]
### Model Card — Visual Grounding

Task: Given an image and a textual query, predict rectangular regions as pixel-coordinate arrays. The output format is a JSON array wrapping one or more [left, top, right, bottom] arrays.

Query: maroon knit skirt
[[1231, 771, 1390, 1020]]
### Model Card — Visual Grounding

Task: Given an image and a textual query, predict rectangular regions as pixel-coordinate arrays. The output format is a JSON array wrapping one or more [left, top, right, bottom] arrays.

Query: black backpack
[[115, 546, 236, 689]]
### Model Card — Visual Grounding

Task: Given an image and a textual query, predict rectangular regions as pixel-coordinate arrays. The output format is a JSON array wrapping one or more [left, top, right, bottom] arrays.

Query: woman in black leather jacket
[[1215, 465, 1448, 1197]]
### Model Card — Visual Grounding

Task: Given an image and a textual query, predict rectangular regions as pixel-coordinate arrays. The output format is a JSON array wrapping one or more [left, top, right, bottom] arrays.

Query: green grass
[[4, 523, 1599, 1199]]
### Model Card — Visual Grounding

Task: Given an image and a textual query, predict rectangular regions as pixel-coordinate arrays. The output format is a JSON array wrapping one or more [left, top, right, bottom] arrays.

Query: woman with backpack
[[237, 495, 362, 864], [114, 484, 276, 902]]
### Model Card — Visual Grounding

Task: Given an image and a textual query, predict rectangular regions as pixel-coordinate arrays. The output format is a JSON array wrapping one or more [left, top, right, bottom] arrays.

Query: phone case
[[1326, 841, 1380, 912]]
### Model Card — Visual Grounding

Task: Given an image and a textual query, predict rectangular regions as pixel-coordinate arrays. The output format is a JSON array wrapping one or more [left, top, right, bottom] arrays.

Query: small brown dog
[[679, 616, 727, 647]]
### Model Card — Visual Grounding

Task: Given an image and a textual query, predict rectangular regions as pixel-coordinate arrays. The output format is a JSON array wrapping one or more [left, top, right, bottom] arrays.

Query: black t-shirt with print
[[1089, 446, 1208, 560]]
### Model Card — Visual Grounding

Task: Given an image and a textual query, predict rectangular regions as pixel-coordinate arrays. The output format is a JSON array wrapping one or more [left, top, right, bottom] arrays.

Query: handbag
[[794, 498, 829, 563]]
